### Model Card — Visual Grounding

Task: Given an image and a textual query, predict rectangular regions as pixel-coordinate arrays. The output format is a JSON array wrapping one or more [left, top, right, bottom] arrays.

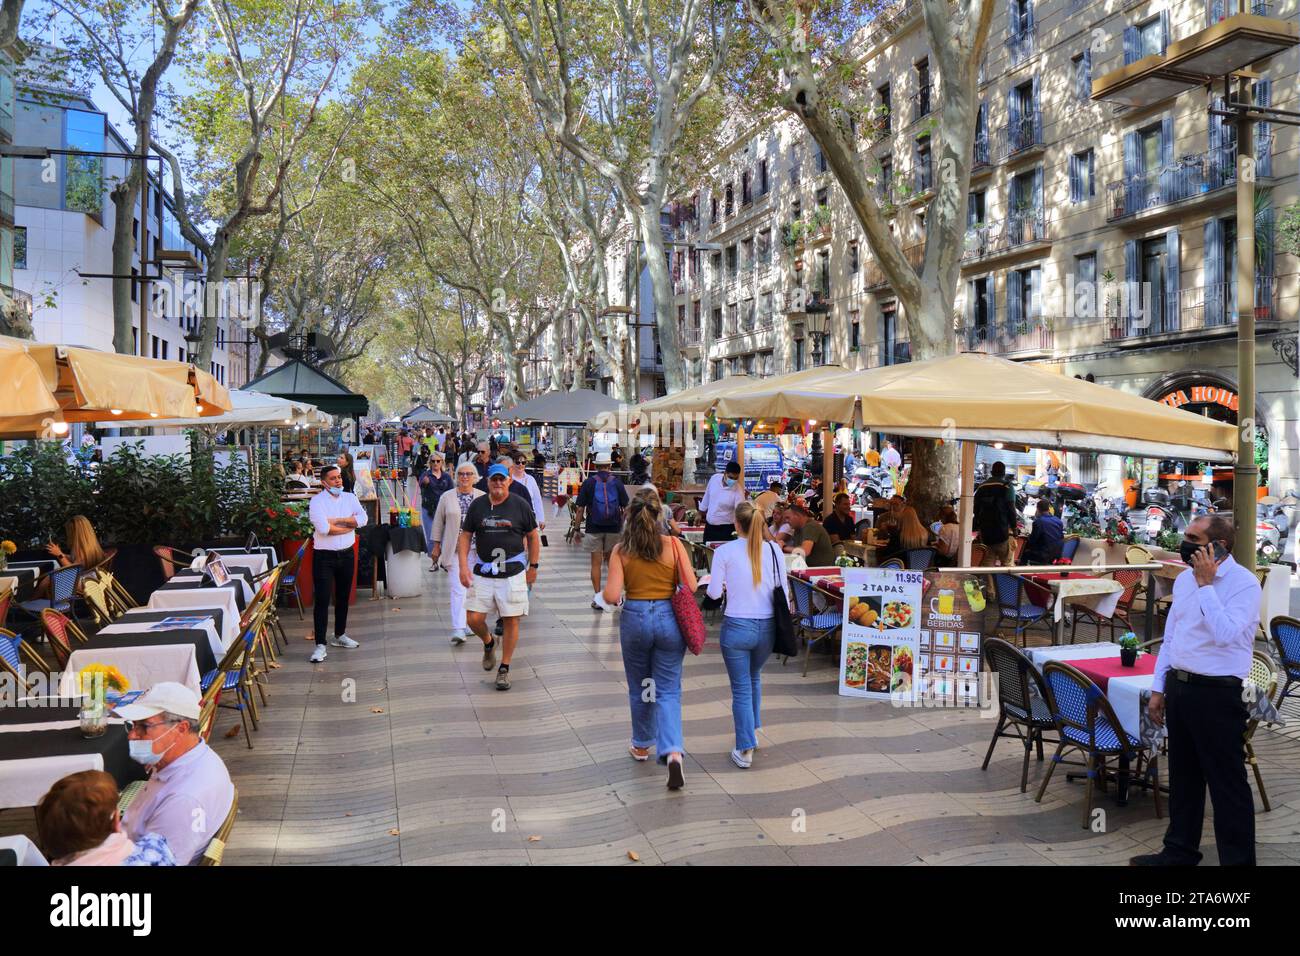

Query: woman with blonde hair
[[706, 501, 787, 768], [47, 515, 104, 571], [603, 493, 696, 790]]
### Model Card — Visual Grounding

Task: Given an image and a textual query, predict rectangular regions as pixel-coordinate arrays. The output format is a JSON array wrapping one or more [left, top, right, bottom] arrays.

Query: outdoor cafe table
[[169, 566, 256, 605], [209, 544, 278, 570], [97, 612, 226, 658], [58, 628, 214, 698], [207, 551, 269, 578], [1020, 570, 1123, 644], [0, 705, 145, 810], [155, 575, 249, 612], [7, 559, 58, 576], [146, 585, 241, 637], [0, 567, 39, 601], [118, 606, 230, 649]]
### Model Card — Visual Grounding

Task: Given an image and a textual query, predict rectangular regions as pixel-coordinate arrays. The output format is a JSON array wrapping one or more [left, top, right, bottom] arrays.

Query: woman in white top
[[706, 501, 789, 769], [700, 459, 746, 542], [431, 463, 485, 644]]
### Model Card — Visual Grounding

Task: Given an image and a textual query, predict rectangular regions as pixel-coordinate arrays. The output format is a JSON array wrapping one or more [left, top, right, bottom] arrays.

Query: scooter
[[1142, 483, 1196, 542]]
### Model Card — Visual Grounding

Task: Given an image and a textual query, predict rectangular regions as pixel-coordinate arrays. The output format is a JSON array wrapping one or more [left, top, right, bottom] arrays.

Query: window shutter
[[1160, 116, 1175, 202], [1008, 86, 1020, 139], [1031, 75, 1041, 143], [1025, 0, 1034, 32], [1124, 239, 1139, 332], [1088, 149, 1096, 198], [1159, 11, 1170, 53], [1123, 27, 1138, 65], [1254, 79, 1272, 177], [989, 278, 998, 336], [1204, 218, 1224, 326], [1122, 131, 1139, 216], [1082, 48, 1092, 98], [1069, 153, 1080, 202], [1007, 270, 1022, 331], [1007, 0, 1016, 36], [1256, 206, 1275, 278], [1164, 227, 1180, 333]]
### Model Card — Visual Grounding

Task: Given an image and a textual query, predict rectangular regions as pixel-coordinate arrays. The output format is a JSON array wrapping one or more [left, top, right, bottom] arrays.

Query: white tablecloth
[[215, 553, 269, 578], [0, 575, 17, 596], [59, 644, 200, 697], [1025, 642, 1124, 667], [1046, 577, 1123, 622], [7, 559, 57, 575], [384, 544, 423, 598], [98, 617, 226, 658], [146, 589, 240, 644], [0, 834, 48, 865], [1106, 672, 1153, 741], [0, 752, 105, 810], [169, 574, 254, 607]]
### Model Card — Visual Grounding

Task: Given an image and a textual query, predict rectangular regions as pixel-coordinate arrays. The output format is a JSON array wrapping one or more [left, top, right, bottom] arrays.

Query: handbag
[[670, 537, 708, 656], [769, 543, 798, 658]]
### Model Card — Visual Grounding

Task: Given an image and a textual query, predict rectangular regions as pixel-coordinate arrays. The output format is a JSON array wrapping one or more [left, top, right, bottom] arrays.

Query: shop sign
[[1157, 385, 1238, 413]]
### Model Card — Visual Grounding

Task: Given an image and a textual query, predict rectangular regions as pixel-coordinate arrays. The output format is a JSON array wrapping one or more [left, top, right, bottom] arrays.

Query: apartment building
[[12, 67, 250, 388], [661, 0, 1297, 493]]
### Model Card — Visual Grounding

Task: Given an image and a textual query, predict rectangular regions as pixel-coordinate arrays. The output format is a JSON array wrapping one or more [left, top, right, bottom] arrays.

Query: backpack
[[589, 474, 622, 527], [974, 483, 1010, 537]]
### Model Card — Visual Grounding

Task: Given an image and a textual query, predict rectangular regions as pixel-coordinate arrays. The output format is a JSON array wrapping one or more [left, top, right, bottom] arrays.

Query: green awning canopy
[[243, 360, 369, 416]]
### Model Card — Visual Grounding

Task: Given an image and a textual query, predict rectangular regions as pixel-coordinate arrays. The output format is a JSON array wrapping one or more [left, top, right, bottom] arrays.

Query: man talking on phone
[[1130, 515, 1260, 866]]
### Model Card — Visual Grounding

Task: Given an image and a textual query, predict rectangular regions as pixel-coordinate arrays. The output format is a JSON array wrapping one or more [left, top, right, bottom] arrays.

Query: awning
[[0, 335, 232, 439], [110, 389, 323, 430], [500, 388, 621, 426], [596, 375, 755, 427], [710, 365, 857, 425], [242, 359, 368, 416]]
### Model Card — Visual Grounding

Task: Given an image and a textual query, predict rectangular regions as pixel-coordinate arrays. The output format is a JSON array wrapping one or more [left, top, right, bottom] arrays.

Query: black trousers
[[313, 548, 354, 645], [1163, 676, 1255, 865], [703, 521, 736, 543]]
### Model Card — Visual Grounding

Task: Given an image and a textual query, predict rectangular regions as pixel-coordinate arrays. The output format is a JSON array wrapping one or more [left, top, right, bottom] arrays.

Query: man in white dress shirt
[[700, 459, 746, 542], [117, 682, 234, 865], [1130, 515, 1260, 866], [307, 464, 369, 663]]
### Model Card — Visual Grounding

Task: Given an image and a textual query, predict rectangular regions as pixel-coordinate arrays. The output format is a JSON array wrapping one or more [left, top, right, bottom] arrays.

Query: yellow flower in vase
[[77, 663, 130, 702]]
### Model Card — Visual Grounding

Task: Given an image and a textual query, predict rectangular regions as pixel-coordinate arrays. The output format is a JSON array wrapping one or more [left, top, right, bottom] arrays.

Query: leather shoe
[[1129, 851, 1197, 866]]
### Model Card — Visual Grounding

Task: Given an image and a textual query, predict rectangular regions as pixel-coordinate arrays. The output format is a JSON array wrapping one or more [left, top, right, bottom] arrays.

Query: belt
[[1171, 669, 1241, 688]]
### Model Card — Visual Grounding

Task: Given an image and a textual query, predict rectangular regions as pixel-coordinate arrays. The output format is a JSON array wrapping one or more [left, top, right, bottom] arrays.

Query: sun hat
[[113, 681, 201, 721]]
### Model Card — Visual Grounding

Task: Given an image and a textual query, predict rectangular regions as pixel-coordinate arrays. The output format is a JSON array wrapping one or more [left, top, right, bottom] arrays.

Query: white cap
[[594, 452, 612, 465], [114, 681, 201, 722]]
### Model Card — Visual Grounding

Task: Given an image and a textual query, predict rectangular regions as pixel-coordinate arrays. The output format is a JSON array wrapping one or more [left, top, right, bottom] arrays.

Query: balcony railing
[[865, 242, 925, 288], [1105, 140, 1268, 221], [963, 320, 1054, 355], [914, 157, 933, 194], [1006, 26, 1036, 67], [867, 112, 891, 145], [911, 88, 932, 125], [1207, 0, 1272, 25], [863, 340, 912, 368], [1103, 277, 1277, 341], [996, 111, 1044, 161], [972, 133, 991, 170], [963, 208, 1045, 260]]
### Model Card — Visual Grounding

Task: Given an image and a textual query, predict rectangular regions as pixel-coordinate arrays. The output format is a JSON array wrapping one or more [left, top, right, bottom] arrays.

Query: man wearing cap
[[458, 463, 541, 691], [700, 458, 746, 542], [574, 451, 629, 610], [116, 682, 234, 866], [307, 464, 368, 663]]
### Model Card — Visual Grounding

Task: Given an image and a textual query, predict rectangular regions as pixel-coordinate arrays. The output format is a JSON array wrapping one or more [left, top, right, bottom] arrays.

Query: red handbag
[[670, 538, 707, 655]]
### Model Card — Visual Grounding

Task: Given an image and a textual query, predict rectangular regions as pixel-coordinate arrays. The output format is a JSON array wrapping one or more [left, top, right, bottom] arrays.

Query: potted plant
[[1118, 632, 1140, 667]]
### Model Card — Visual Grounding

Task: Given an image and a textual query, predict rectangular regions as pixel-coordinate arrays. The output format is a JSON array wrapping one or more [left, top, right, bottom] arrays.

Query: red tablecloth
[[1060, 654, 1156, 692], [1022, 571, 1098, 608], [792, 567, 844, 594]]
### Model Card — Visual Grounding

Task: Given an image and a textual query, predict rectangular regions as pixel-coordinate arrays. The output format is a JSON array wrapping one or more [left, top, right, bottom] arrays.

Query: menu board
[[917, 570, 988, 708], [838, 568, 924, 701]]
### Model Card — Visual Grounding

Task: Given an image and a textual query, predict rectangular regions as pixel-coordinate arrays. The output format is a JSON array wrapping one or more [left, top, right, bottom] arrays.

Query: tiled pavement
[[5, 542, 1300, 865]]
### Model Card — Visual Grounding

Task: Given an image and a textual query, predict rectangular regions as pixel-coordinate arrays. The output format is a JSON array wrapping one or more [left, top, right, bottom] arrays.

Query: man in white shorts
[[457, 464, 541, 691]]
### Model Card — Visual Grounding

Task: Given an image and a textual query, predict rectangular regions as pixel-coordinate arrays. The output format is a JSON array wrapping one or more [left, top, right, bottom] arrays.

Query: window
[[711, 252, 722, 285], [727, 302, 739, 333], [741, 169, 752, 205], [759, 159, 769, 196], [757, 228, 771, 266], [760, 290, 772, 325], [743, 353, 756, 376], [849, 241, 860, 275], [711, 360, 722, 381], [1070, 149, 1095, 202], [130, 267, 138, 303], [710, 194, 719, 223], [759, 351, 774, 375], [1074, 252, 1097, 316], [793, 337, 806, 371], [132, 327, 137, 354], [1137, 15, 1165, 57], [692, 300, 702, 331], [726, 245, 738, 280], [968, 189, 986, 228], [812, 139, 827, 173], [743, 297, 755, 328], [877, 83, 891, 133], [915, 137, 932, 193], [712, 307, 723, 337], [14, 226, 25, 269], [914, 60, 931, 120], [63, 108, 104, 215], [789, 144, 802, 184], [877, 156, 893, 203], [741, 236, 754, 272], [1072, 51, 1092, 102], [160, 340, 169, 360], [815, 186, 829, 212], [850, 310, 861, 350]]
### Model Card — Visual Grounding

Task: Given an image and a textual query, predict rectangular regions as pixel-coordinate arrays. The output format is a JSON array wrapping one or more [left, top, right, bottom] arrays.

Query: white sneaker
[[329, 634, 360, 648], [450, 629, 468, 645], [730, 748, 753, 769], [309, 645, 327, 663]]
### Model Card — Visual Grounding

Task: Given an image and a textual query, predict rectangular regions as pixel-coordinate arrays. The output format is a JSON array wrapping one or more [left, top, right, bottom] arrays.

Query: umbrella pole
[[736, 426, 746, 475], [821, 428, 833, 519], [959, 440, 976, 567]]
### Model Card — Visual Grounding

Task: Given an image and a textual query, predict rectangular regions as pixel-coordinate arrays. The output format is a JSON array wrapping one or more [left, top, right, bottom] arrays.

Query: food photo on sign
[[838, 568, 924, 702]]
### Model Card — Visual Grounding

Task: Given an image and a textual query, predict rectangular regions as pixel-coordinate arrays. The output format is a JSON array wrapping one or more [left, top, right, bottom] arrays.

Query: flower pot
[[1120, 648, 1137, 667]]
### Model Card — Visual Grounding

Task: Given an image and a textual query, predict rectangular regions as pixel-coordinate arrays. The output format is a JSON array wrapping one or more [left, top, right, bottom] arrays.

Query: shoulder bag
[[769, 542, 798, 658], [670, 537, 707, 655]]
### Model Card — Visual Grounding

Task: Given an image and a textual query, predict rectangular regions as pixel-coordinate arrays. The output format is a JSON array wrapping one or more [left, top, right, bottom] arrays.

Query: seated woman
[[38, 515, 105, 597], [933, 505, 962, 566], [36, 770, 175, 866], [878, 506, 931, 563], [285, 461, 311, 489]]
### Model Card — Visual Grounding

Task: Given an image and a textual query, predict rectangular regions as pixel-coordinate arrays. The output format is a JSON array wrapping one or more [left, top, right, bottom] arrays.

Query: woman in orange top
[[603, 495, 697, 790]]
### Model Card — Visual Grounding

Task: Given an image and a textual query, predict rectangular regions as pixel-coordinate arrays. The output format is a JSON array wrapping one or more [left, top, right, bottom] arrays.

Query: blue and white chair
[[788, 576, 843, 677], [981, 637, 1057, 793], [903, 547, 937, 570], [1035, 660, 1159, 828], [0, 627, 36, 693], [16, 564, 82, 622], [200, 625, 259, 749], [991, 573, 1051, 648], [1269, 616, 1300, 711]]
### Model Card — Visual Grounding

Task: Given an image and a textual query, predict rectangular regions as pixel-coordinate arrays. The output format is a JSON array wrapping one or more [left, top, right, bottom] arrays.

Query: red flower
[[266, 508, 275, 517]]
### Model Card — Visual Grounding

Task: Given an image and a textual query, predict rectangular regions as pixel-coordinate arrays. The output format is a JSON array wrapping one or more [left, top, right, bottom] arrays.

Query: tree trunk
[[110, 186, 138, 354], [196, 240, 229, 369], [636, 205, 684, 393]]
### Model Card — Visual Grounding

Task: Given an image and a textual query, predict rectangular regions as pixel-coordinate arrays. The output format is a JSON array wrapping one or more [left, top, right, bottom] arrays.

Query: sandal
[[628, 744, 651, 762]]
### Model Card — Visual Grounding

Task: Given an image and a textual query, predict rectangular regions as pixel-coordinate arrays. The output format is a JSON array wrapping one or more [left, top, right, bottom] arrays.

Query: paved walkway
[[5, 542, 1299, 864]]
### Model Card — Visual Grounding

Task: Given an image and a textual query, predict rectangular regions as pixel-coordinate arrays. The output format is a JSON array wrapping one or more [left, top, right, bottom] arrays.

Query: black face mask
[[1179, 539, 1206, 565]]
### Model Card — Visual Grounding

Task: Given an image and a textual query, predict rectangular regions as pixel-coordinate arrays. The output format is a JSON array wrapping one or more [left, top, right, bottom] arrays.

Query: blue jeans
[[720, 616, 775, 751], [619, 599, 686, 762]]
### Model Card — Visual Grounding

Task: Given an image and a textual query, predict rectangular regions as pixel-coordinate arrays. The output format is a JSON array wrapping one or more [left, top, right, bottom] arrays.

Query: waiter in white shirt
[[1130, 515, 1260, 867], [701, 459, 746, 542], [307, 464, 369, 663]]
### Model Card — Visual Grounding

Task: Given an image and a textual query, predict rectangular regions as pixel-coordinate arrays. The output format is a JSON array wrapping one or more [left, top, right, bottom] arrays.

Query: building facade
[[654, 0, 1297, 494], [12, 70, 249, 388]]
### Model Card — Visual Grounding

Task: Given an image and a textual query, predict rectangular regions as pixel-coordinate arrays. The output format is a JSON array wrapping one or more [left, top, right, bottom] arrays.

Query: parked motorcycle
[[1257, 494, 1300, 560], [1142, 482, 1197, 542]]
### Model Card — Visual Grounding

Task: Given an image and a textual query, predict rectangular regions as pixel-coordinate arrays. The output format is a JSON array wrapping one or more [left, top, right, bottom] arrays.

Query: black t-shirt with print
[[462, 492, 537, 575]]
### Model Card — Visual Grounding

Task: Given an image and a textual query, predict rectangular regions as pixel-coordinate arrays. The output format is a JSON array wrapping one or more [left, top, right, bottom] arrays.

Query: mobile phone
[[1211, 542, 1228, 562]]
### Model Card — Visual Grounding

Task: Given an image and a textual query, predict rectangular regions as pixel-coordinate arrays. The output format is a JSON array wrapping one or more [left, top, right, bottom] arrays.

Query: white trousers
[[446, 564, 467, 631]]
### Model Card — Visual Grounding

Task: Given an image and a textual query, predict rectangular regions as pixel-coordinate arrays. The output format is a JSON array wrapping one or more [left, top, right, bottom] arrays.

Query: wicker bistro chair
[[991, 573, 1052, 648], [0, 585, 11, 630], [38, 608, 90, 670], [1245, 651, 1279, 812], [99, 571, 139, 617], [1036, 660, 1160, 828], [199, 788, 239, 866], [77, 573, 115, 628], [1060, 535, 1082, 563], [251, 560, 291, 651], [1269, 616, 1300, 711], [1067, 568, 1143, 644], [877, 557, 905, 570], [969, 542, 988, 567], [279, 542, 309, 620], [17, 563, 82, 622], [0, 628, 36, 694], [153, 545, 192, 581], [981, 638, 1058, 793], [201, 621, 261, 748], [903, 547, 938, 571], [788, 576, 844, 677]]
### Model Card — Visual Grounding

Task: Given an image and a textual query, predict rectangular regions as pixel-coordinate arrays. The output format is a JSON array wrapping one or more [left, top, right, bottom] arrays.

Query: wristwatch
[[529, 562, 540, 569]]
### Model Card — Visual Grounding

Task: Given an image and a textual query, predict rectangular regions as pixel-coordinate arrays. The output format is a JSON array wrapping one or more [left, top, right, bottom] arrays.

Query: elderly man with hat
[[115, 682, 234, 866]]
